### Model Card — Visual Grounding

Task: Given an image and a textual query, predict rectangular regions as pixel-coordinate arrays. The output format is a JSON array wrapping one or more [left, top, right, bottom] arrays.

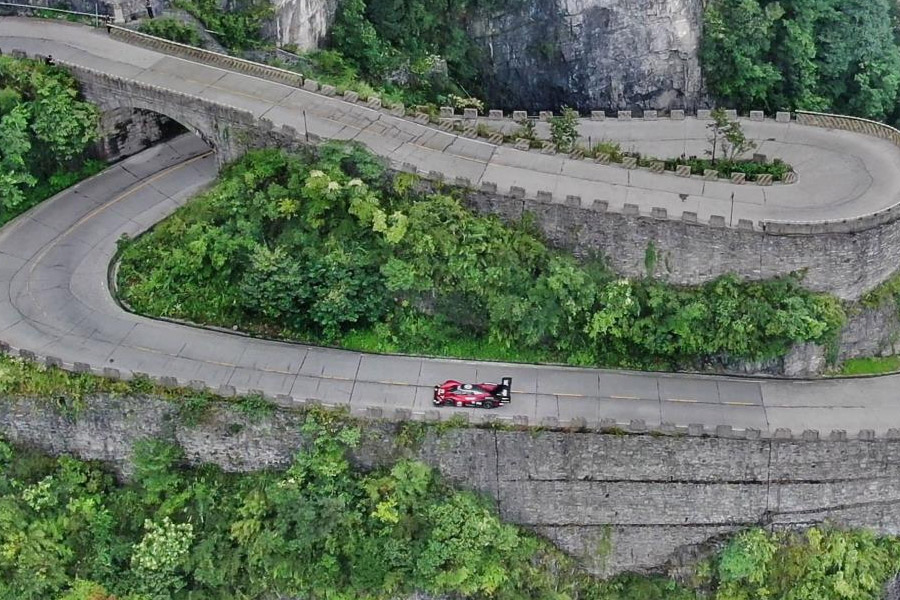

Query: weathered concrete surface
[[839, 300, 900, 361], [471, 0, 704, 112], [4, 394, 900, 576], [95, 106, 186, 162]]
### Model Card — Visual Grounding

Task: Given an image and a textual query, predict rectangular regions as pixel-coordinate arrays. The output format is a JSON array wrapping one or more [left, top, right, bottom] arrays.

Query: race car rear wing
[[497, 377, 512, 402]]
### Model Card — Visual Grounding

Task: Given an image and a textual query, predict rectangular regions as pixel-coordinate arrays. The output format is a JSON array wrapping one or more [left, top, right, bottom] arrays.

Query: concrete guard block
[[670, 109, 686, 120], [651, 207, 667, 219], [0, 341, 9, 353], [697, 109, 711, 120], [801, 429, 819, 441], [512, 110, 528, 121], [512, 415, 528, 427], [393, 408, 412, 421], [595, 152, 611, 165], [302, 79, 319, 92], [413, 112, 429, 124], [681, 211, 698, 223], [488, 132, 504, 145], [453, 176, 471, 188], [629, 419, 647, 432], [157, 376, 179, 388], [744, 428, 761, 440], [536, 190, 553, 202], [708, 215, 727, 228], [427, 170, 445, 181], [367, 96, 382, 109], [737, 219, 754, 231], [363, 406, 383, 419], [463, 108, 478, 119], [756, 174, 773, 186], [688, 423, 706, 436], [622, 157, 638, 169], [776, 111, 791, 123], [590, 110, 606, 121], [643, 110, 658, 120], [716, 425, 734, 437], [568, 416, 588, 430], [829, 429, 847, 441], [273, 394, 294, 407], [389, 103, 405, 116], [565, 195, 581, 207], [703, 169, 719, 180], [320, 84, 336, 96], [400, 162, 418, 174], [591, 199, 609, 212], [509, 186, 526, 198], [514, 138, 531, 151], [44, 356, 62, 368], [102, 367, 121, 380], [858, 429, 876, 441], [649, 161, 665, 173], [541, 141, 557, 154], [617, 110, 632, 120], [886, 428, 900, 440], [675, 164, 691, 177], [783, 172, 798, 184], [73, 362, 92, 374], [622, 203, 640, 216], [540, 416, 560, 429], [724, 109, 738, 120], [488, 109, 504, 119], [659, 422, 677, 434], [569, 148, 584, 160], [599, 418, 618, 430], [774, 428, 793, 439], [217, 384, 236, 397], [19, 349, 35, 361], [731, 172, 746, 184], [749, 110, 765, 121], [461, 125, 477, 138], [539, 111, 553, 121], [480, 181, 498, 193], [439, 106, 454, 118]]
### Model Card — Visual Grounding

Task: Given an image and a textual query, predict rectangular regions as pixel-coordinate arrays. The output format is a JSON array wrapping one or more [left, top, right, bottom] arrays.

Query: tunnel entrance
[[94, 107, 199, 163]]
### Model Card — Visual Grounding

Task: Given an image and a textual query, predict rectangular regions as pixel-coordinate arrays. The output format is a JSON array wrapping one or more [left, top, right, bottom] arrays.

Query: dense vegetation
[[702, 0, 900, 122], [174, 0, 272, 51], [117, 144, 843, 370], [0, 55, 101, 225], [138, 18, 204, 48]]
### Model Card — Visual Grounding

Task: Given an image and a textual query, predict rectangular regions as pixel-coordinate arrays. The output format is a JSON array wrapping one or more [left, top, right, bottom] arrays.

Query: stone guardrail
[[107, 25, 304, 88], [0, 341, 892, 442], [761, 111, 900, 234]]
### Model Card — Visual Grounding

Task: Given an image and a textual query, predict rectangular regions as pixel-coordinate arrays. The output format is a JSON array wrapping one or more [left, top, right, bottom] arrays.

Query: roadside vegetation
[[0, 55, 101, 226], [137, 17, 204, 48], [702, 0, 900, 123], [116, 144, 843, 371]]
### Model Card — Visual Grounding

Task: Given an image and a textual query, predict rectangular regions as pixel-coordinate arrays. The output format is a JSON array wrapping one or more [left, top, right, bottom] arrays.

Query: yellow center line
[[556, 392, 586, 398], [609, 394, 640, 400], [723, 401, 758, 406], [666, 398, 699, 403]]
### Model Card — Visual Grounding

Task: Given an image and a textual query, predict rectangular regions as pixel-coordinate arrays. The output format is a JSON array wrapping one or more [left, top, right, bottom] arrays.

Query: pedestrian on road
[[44, 54, 54, 66], [145, 0, 154, 18]]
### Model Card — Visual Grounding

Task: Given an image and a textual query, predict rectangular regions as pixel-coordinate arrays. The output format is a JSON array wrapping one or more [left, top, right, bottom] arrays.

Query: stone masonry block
[[463, 108, 478, 119], [539, 111, 553, 121], [776, 111, 791, 123], [774, 428, 793, 439], [302, 79, 319, 92], [480, 181, 498, 193], [802, 430, 819, 441], [591, 199, 608, 212], [440, 106, 454, 118], [675, 164, 691, 177], [651, 207, 667, 219], [735, 218, 754, 230], [697, 109, 711, 119], [540, 416, 559, 429], [829, 430, 847, 441], [536, 190, 553, 202], [102, 367, 121, 380], [629, 419, 647, 432], [643, 110, 658, 120], [681, 211, 698, 223], [708, 215, 726, 227], [749, 110, 764, 121], [217, 384, 236, 397], [887, 429, 900, 440], [512, 110, 528, 121], [509, 186, 526, 198], [617, 110, 632, 120], [670, 109, 685, 120], [716, 425, 734, 437], [512, 415, 528, 427], [858, 429, 876, 441], [157, 376, 179, 388], [590, 110, 606, 121], [427, 170, 444, 181], [342, 90, 359, 103], [453, 176, 471, 188], [188, 379, 206, 391], [488, 109, 503, 119], [565, 195, 581, 207], [688, 423, 706, 436], [400, 162, 418, 173], [622, 203, 640, 216]]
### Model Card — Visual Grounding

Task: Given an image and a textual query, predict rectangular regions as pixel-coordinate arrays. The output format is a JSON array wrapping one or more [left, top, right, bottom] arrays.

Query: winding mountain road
[[2, 18, 900, 435]]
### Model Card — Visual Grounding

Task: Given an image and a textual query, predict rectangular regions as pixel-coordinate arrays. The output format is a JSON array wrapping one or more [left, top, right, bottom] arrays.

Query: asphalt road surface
[[2, 134, 900, 434]]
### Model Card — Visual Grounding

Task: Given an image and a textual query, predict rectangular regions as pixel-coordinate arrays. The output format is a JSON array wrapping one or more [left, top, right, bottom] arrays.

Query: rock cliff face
[[470, 0, 705, 111], [269, 0, 338, 49]]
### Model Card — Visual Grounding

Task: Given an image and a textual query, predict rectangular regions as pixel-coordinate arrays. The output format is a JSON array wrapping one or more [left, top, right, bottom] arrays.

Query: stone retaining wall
[[3, 393, 900, 577]]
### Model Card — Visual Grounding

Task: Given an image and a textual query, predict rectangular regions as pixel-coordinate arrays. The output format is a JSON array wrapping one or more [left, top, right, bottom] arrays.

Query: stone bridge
[[5, 18, 900, 301]]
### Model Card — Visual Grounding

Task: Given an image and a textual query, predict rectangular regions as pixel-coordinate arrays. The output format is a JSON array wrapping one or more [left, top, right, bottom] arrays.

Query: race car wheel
[[455, 401, 464, 407], [483, 399, 496, 409]]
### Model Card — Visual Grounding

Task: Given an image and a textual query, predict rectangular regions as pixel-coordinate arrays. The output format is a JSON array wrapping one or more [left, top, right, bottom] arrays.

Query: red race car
[[433, 377, 512, 409]]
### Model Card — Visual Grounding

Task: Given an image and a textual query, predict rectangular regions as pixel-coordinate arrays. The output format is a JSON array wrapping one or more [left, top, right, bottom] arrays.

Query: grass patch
[[838, 355, 900, 375]]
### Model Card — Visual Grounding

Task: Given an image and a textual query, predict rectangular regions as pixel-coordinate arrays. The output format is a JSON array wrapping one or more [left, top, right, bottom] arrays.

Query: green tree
[[549, 106, 580, 152]]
